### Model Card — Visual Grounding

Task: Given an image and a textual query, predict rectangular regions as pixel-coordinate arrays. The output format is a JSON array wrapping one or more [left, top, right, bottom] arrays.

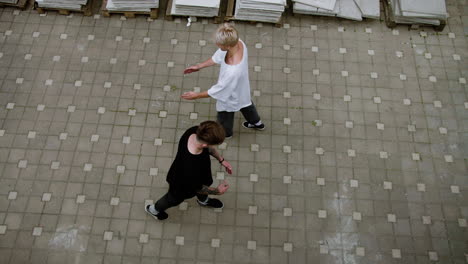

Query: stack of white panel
[[389, 0, 447, 25], [170, 0, 220, 17], [36, 0, 87, 10], [106, 0, 159, 11], [0, 0, 18, 4], [234, 0, 286, 23], [293, 0, 380, 21]]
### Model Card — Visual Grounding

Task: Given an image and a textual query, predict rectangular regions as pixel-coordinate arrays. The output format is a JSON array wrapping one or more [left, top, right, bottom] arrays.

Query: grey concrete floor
[[0, 1, 467, 263]]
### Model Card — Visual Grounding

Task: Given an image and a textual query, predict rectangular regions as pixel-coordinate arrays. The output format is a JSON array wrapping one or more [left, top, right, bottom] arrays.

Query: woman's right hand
[[183, 65, 199, 74]]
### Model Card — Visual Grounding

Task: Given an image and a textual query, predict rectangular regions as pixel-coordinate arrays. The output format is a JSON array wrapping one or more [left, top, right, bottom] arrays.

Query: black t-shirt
[[166, 126, 213, 198]]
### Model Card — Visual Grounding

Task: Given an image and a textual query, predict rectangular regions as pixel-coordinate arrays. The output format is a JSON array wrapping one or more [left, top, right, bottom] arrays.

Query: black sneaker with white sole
[[242, 122, 265, 130], [197, 198, 224, 209], [145, 204, 168, 220]]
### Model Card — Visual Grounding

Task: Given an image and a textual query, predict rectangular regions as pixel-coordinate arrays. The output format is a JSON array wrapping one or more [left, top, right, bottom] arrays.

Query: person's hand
[[221, 160, 232, 175], [183, 65, 199, 74], [181, 91, 198, 100], [217, 180, 229, 194]]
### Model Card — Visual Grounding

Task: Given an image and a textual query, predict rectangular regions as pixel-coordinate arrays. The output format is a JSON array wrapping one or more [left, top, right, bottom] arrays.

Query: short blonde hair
[[215, 23, 239, 47]]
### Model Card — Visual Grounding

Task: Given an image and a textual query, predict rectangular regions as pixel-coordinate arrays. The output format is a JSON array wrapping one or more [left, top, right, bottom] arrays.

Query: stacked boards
[[169, 0, 221, 17], [387, 0, 447, 26], [293, 0, 380, 21], [35, 0, 87, 10], [233, 0, 287, 23], [106, 0, 159, 12], [0, 0, 18, 4]]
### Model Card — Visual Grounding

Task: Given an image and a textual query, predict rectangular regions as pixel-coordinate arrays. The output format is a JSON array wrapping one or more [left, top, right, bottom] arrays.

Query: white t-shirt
[[207, 40, 252, 112]]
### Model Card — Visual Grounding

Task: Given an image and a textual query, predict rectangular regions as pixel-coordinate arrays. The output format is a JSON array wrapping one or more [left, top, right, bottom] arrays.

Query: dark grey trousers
[[217, 102, 261, 137], [154, 191, 207, 212]]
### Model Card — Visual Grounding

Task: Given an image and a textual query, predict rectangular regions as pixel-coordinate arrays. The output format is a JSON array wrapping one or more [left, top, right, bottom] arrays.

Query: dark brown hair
[[196, 121, 225, 145]]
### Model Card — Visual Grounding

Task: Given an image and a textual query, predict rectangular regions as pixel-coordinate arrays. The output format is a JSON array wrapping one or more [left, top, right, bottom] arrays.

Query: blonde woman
[[182, 23, 264, 138]]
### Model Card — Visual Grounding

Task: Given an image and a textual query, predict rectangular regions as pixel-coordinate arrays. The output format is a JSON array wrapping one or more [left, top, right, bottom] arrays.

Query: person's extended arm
[[208, 146, 233, 174], [181, 58, 215, 100], [181, 90, 209, 100], [197, 180, 229, 195], [183, 58, 216, 74]]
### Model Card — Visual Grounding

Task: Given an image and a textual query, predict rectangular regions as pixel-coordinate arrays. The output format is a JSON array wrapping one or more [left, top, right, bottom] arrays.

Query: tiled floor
[[0, 1, 467, 264]]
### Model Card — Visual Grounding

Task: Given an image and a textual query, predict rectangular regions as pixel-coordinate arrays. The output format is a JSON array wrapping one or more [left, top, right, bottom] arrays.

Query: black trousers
[[217, 102, 261, 137], [154, 191, 208, 212]]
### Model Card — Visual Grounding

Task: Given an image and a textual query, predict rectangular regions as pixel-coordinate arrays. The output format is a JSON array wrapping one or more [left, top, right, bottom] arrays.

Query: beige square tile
[[175, 236, 184, 245], [32, 227, 42, 236], [103, 231, 113, 241], [211, 238, 220, 248], [8, 191, 17, 200], [139, 234, 149, 243], [154, 138, 163, 146], [248, 206, 257, 215], [0, 225, 6, 234], [318, 210, 327, 218], [149, 168, 158, 176], [320, 245, 328, 254], [42, 193, 52, 202], [116, 165, 125, 174], [422, 216, 431, 225], [247, 240, 256, 250], [353, 212, 362, 221], [283, 242, 293, 252], [356, 247, 365, 256], [250, 174, 258, 182], [251, 144, 259, 152], [392, 249, 401, 258], [317, 178, 325, 186]]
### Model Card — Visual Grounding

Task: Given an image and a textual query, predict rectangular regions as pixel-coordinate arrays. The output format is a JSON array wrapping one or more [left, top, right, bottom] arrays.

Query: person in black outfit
[[145, 121, 232, 220]]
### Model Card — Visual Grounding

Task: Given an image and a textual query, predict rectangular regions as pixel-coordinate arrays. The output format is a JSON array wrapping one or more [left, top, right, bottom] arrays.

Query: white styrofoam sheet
[[107, 0, 158, 11], [293, 2, 336, 16], [293, 0, 336, 11], [399, 0, 447, 17], [171, 0, 219, 16], [337, 0, 362, 21], [176, 0, 219, 8], [390, 0, 441, 25], [354, 0, 379, 18]]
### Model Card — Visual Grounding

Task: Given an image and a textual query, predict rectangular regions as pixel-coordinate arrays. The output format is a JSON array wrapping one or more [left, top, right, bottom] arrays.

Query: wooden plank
[[165, 0, 174, 20], [101, 0, 159, 19], [225, 0, 235, 18]]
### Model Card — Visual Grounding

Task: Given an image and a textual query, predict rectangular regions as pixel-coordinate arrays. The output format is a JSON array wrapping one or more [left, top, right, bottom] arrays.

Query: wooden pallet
[[165, 0, 222, 23], [382, 0, 446, 32], [34, 0, 92, 16], [224, 0, 283, 28], [101, 0, 158, 19], [0, 0, 29, 10]]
